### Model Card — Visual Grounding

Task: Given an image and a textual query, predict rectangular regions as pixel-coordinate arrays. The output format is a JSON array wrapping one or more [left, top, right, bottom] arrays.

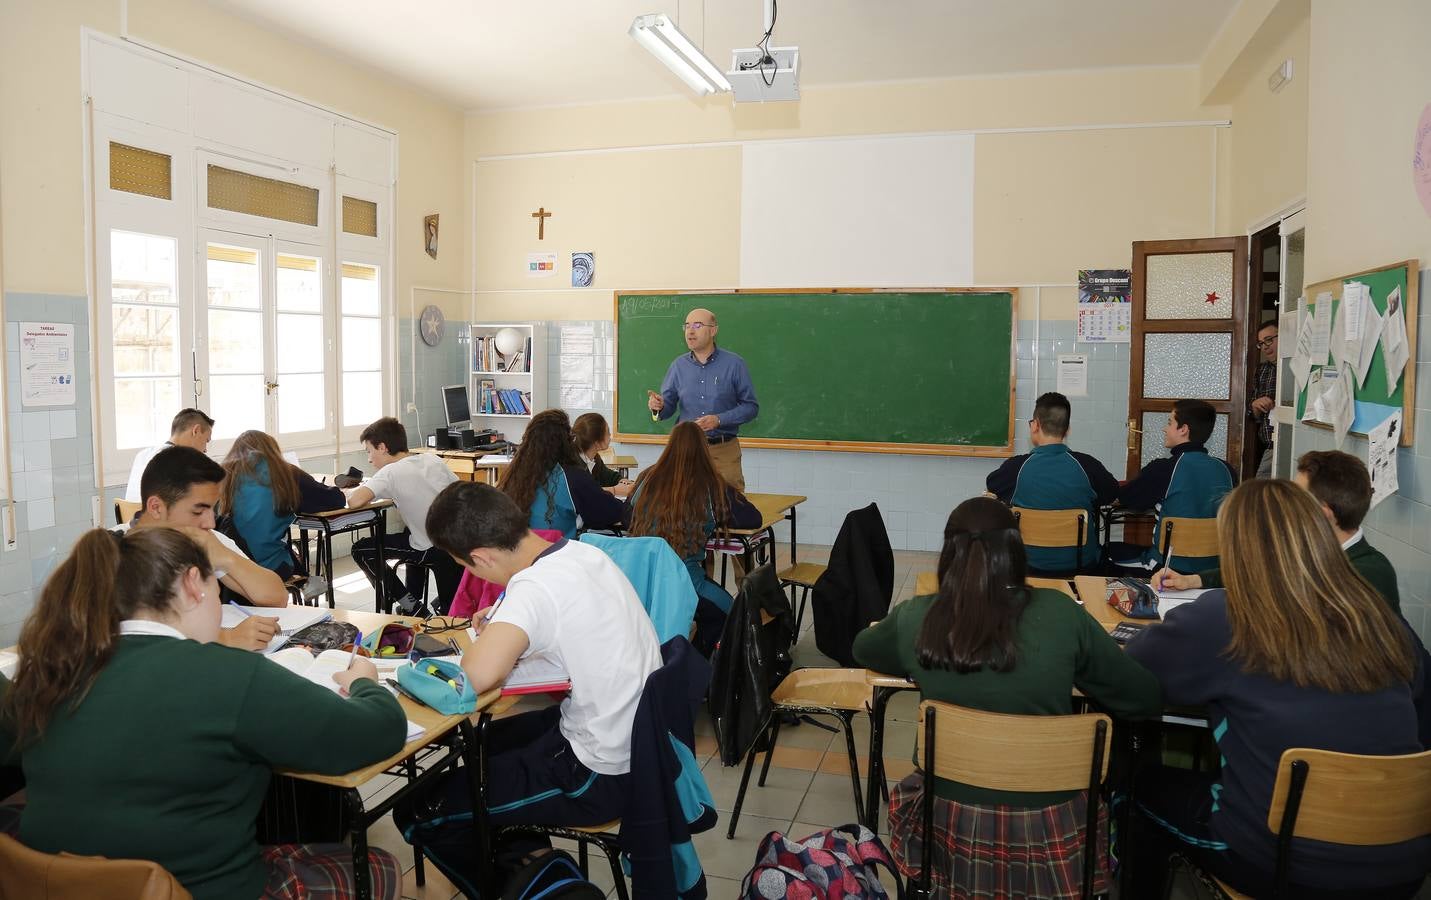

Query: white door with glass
[[197, 229, 331, 449]]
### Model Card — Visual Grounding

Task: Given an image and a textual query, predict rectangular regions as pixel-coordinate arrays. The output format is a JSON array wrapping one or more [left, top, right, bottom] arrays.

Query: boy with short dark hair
[[1114, 399, 1237, 572], [406, 482, 660, 841], [124, 408, 216, 502], [986, 392, 1119, 573], [345, 416, 459, 614], [1158, 450, 1400, 611]]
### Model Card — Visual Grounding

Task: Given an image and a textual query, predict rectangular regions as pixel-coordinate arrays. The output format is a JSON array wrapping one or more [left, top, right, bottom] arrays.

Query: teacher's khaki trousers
[[707, 437, 746, 491]]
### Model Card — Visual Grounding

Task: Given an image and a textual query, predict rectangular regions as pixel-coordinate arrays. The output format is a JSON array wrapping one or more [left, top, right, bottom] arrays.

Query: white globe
[[494, 327, 524, 356]]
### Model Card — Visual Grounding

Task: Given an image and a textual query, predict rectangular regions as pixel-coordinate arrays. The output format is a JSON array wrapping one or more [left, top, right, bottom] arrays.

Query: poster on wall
[[527, 252, 557, 278], [19, 322, 75, 408], [1367, 410, 1401, 508], [1076, 269, 1131, 342]]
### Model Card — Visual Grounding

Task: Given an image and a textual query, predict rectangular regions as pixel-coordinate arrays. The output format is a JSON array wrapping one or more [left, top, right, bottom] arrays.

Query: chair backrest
[[0, 834, 192, 900], [115, 499, 142, 526], [1011, 507, 1086, 550], [1266, 747, 1431, 846], [917, 700, 1113, 792], [1157, 516, 1218, 560]]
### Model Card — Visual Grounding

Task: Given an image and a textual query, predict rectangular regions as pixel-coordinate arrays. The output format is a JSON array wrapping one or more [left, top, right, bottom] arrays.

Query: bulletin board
[[1295, 259, 1418, 446]]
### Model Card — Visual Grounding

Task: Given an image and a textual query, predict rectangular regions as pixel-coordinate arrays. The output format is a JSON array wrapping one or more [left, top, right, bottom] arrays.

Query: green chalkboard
[[614, 290, 1017, 456]]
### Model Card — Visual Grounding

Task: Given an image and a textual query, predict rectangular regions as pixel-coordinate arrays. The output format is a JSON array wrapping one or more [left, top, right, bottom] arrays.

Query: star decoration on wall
[[1205, 291, 1219, 305]]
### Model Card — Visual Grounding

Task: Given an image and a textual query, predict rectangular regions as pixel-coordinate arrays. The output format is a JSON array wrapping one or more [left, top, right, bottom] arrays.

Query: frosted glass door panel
[[1140, 412, 1228, 468], [1146, 253, 1234, 320], [1142, 333, 1231, 399]]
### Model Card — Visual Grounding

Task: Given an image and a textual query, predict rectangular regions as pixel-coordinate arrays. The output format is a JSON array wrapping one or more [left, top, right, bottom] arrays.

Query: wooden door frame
[[1127, 237, 1250, 478], [1244, 223, 1281, 474]]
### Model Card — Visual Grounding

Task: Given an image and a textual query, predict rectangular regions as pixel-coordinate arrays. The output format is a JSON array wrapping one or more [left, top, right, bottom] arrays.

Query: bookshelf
[[469, 322, 547, 439]]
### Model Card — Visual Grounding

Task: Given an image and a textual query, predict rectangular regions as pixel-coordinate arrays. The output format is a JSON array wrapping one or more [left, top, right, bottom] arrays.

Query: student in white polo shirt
[[405, 481, 661, 844], [123, 408, 214, 503], [345, 417, 459, 615]]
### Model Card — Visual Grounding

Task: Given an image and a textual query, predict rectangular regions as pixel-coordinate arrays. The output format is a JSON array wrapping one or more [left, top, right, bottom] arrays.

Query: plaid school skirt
[[886, 771, 1110, 900], [260, 843, 402, 900]]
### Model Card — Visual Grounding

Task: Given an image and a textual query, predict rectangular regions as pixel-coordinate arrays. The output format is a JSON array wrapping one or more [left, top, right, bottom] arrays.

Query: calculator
[[1110, 622, 1146, 645]]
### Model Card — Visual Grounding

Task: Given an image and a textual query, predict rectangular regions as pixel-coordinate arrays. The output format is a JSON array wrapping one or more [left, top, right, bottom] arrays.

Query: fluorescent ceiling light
[[629, 13, 731, 96]]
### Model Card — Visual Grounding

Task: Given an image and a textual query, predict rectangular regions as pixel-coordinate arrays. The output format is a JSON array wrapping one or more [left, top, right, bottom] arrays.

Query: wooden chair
[[1156, 516, 1219, 564], [1166, 747, 1431, 900], [1011, 507, 1089, 575], [0, 833, 191, 899], [910, 700, 1112, 900], [776, 561, 826, 634], [728, 667, 871, 838], [114, 499, 142, 526]]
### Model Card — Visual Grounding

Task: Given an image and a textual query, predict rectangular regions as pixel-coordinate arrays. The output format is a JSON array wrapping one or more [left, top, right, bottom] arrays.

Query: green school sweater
[[0, 635, 406, 900], [1198, 536, 1401, 615], [852, 588, 1162, 807]]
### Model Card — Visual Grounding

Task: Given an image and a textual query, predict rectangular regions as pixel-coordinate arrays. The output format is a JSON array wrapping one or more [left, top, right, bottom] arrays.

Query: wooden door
[[1126, 237, 1250, 478]]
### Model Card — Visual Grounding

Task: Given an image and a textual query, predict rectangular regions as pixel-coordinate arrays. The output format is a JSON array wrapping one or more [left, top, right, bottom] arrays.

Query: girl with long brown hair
[[0, 527, 407, 899], [853, 497, 1160, 897], [220, 429, 343, 577], [1127, 479, 1427, 898], [498, 409, 623, 538], [623, 421, 760, 653], [570, 412, 632, 495]]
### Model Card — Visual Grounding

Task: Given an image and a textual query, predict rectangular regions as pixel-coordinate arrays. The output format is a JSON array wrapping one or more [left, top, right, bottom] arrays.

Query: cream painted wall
[[1304, 0, 1431, 282], [1219, 12, 1310, 233], [467, 66, 1231, 321], [0, 0, 469, 313]]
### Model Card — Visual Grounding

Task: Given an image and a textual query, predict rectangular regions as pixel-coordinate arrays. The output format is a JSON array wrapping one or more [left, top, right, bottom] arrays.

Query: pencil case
[[396, 657, 477, 715], [1108, 577, 1161, 620]]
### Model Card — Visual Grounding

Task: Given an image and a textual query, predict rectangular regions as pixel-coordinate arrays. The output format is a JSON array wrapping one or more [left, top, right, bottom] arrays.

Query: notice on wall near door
[[1367, 410, 1402, 508], [19, 322, 75, 408], [1056, 354, 1089, 397], [1075, 269, 1131, 342]]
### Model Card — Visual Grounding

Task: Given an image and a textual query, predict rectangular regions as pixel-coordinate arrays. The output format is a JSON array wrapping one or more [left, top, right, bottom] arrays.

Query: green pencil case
[[395, 658, 477, 715]]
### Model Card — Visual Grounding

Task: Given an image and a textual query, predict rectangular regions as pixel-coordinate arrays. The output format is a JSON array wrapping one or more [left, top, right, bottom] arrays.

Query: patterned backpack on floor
[[741, 824, 903, 899]]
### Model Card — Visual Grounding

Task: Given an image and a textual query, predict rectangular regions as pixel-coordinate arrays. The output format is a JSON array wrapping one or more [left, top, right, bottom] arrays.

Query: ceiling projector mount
[[629, 0, 799, 103]]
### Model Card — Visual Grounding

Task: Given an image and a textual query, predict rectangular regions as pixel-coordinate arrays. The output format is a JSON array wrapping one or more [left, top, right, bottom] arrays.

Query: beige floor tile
[[706, 874, 748, 896], [703, 761, 816, 823], [793, 774, 864, 830], [399, 861, 460, 900], [367, 810, 417, 872], [692, 813, 791, 880], [765, 719, 838, 751]]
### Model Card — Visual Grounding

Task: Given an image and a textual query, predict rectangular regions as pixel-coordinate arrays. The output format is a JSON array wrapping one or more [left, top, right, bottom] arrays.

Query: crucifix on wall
[[531, 206, 552, 240]]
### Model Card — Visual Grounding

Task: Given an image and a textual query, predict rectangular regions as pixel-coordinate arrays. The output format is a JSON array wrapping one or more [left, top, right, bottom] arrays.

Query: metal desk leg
[[787, 509, 798, 568], [373, 511, 388, 614], [465, 715, 499, 900], [321, 523, 337, 609], [343, 788, 372, 900], [864, 686, 895, 832]]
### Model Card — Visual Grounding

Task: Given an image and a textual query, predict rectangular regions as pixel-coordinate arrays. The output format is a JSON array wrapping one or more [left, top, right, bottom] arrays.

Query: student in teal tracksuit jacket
[[986, 392, 1119, 574], [1111, 399, 1236, 572]]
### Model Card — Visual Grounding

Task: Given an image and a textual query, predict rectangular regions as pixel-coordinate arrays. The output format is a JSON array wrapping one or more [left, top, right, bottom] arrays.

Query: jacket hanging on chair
[[707, 562, 795, 767], [813, 503, 894, 668]]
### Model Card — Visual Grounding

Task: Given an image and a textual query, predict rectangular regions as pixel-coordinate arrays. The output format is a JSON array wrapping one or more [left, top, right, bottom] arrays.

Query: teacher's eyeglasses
[[682, 322, 713, 332]]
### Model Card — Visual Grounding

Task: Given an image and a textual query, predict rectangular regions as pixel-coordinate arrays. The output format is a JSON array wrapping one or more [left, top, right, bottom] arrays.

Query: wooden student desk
[[294, 499, 394, 612], [280, 609, 514, 900], [712, 493, 807, 575]]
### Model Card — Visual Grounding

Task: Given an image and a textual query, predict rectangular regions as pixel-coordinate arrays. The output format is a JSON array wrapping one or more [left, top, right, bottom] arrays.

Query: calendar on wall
[[1076, 269, 1132, 343]]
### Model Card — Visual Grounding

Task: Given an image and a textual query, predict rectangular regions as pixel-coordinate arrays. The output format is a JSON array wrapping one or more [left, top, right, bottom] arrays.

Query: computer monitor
[[442, 384, 471, 429]]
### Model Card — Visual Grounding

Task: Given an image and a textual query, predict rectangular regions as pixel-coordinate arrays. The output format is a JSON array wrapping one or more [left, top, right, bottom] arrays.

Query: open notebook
[[221, 604, 331, 652], [464, 626, 572, 695], [268, 647, 353, 693]]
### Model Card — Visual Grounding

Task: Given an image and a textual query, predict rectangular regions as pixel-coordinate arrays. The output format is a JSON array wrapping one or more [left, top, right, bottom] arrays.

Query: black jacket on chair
[[812, 503, 894, 667], [707, 562, 795, 767]]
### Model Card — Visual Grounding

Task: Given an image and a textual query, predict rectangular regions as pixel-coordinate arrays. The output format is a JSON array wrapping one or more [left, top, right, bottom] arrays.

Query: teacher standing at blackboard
[[647, 307, 759, 490]]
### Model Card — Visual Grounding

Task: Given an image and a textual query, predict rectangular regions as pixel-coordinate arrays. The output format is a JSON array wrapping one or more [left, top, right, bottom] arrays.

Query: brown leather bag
[[0, 834, 191, 900]]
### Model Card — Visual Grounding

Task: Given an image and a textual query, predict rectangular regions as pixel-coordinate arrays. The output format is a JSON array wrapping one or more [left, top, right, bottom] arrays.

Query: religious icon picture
[[424, 214, 439, 259], [572, 252, 595, 288]]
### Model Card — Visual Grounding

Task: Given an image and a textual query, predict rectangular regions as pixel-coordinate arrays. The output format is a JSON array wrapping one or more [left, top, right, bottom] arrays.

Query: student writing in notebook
[[122, 445, 285, 650], [346, 416, 460, 616], [623, 420, 760, 654], [399, 482, 661, 855], [221, 430, 345, 580], [498, 408, 625, 538], [0, 527, 407, 900], [123, 408, 214, 503]]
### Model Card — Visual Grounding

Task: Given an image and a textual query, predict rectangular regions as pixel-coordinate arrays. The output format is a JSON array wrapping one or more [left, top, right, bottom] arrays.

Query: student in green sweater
[[1155, 450, 1400, 612], [0, 527, 408, 900], [852, 496, 1162, 899]]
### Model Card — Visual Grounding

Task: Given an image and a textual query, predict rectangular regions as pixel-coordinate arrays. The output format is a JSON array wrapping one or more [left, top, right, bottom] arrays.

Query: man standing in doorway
[[1250, 320, 1278, 478], [648, 307, 759, 490]]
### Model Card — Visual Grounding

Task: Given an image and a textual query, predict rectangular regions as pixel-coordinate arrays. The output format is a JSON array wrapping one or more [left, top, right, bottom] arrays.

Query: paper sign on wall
[[1367, 411, 1401, 509], [526, 252, 557, 278], [1056, 354, 1089, 397], [19, 322, 75, 408]]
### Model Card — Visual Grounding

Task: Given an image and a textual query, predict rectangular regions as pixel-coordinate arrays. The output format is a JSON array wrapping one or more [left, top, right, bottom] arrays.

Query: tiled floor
[[321, 543, 939, 899]]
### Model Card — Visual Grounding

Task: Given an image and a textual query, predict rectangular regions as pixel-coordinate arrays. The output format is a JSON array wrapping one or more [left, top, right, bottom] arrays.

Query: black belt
[[706, 433, 736, 445]]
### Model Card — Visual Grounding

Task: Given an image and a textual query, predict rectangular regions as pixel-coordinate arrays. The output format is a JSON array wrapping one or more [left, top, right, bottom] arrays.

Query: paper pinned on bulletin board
[[1292, 303, 1314, 393], [1367, 410, 1402, 508], [1309, 291, 1333, 364], [1056, 354, 1088, 397], [1380, 285, 1410, 388], [20, 322, 75, 408], [1353, 288, 1385, 389]]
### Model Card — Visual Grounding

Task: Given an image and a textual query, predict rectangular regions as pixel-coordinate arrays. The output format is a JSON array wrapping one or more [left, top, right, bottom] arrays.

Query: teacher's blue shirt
[[657, 346, 759, 439]]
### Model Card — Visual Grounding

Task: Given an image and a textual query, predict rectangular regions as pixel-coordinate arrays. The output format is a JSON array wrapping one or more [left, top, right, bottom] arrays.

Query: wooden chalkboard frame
[[1296, 258, 1418, 447], [613, 287, 1018, 457]]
